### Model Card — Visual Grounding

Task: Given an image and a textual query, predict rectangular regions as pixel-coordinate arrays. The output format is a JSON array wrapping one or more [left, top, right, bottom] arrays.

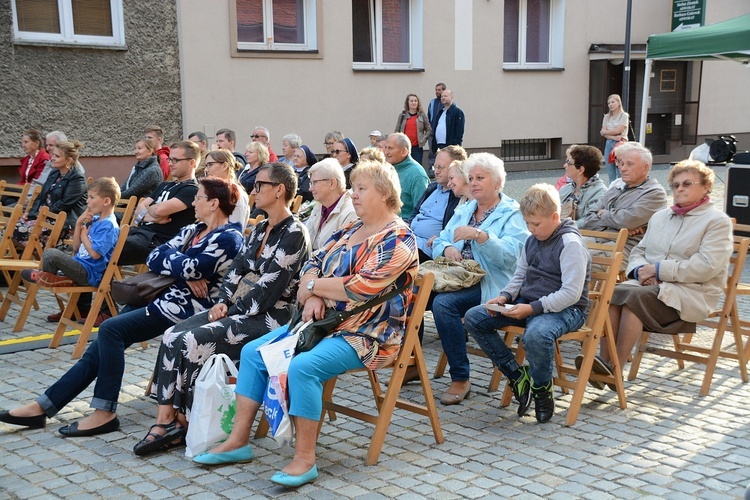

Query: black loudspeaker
[[733, 152, 750, 165], [726, 165, 750, 225]]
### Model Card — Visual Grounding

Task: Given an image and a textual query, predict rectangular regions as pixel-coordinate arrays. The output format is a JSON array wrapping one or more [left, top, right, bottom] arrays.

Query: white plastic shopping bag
[[185, 353, 238, 457], [258, 325, 304, 447]]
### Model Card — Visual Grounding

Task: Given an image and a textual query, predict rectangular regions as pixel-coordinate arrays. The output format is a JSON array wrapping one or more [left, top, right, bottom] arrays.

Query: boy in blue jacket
[[464, 184, 591, 423]]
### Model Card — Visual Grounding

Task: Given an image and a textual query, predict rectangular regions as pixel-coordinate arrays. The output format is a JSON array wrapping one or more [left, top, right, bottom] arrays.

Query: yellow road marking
[[0, 328, 99, 346]]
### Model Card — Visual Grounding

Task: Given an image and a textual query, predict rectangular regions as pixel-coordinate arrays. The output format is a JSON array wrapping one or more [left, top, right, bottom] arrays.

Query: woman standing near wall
[[600, 94, 629, 182], [395, 94, 432, 165]]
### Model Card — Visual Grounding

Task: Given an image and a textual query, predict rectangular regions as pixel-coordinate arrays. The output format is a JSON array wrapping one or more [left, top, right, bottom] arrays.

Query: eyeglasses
[[324, 141, 335, 147], [251, 134, 267, 139], [204, 161, 222, 168], [331, 149, 347, 156], [194, 194, 209, 201], [311, 178, 331, 186], [167, 157, 191, 164], [254, 180, 280, 193], [564, 159, 580, 167], [671, 180, 702, 190]]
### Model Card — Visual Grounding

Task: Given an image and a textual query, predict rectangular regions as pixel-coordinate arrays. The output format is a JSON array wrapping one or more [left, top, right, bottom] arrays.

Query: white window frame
[[352, 0, 423, 71], [11, 0, 125, 48], [236, 0, 317, 52], [503, 0, 564, 70]]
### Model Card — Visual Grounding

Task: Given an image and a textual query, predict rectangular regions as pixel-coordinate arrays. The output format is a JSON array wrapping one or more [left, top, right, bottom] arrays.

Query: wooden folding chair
[[0, 181, 31, 209], [245, 215, 265, 236], [628, 236, 750, 396], [0, 204, 25, 302], [0, 207, 68, 322], [290, 195, 303, 214], [434, 228, 629, 394], [23, 184, 42, 213], [255, 272, 443, 465], [18, 226, 132, 359]]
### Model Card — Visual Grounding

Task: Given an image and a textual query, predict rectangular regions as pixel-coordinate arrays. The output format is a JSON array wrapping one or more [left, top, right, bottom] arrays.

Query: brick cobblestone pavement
[[2, 165, 750, 499]]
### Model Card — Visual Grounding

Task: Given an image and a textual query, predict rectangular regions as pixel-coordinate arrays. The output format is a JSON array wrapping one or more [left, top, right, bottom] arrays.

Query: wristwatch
[[306, 279, 315, 292]]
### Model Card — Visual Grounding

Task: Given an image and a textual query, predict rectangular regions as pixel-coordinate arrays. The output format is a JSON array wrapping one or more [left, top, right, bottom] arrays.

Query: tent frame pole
[[639, 58, 652, 144]]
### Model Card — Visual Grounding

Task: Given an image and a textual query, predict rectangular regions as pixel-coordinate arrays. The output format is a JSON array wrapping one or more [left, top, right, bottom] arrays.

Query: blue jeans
[[36, 306, 173, 415], [465, 302, 586, 386], [603, 138, 619, 183], [235, 327, 364, 421], [432, 284, 482, 381]]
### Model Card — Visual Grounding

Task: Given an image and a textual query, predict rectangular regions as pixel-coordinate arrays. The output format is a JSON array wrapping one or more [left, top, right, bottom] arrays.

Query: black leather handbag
[[294, 283, 409, 355], [111, 272, 177, 307]]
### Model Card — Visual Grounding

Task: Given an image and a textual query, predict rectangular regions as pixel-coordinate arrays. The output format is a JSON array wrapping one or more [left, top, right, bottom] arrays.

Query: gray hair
[[463, 152, 507, 190], [282, 133, 301, 149], [254, 126, 271, 139], [389, 132, 412, 152], [324, 131, 344, 143], [46, 130, 67, 142], [613, 141, 652, 168], [308, 158, 346, 192]]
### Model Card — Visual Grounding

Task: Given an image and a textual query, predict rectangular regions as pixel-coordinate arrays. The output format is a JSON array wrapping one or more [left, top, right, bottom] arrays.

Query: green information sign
[[672, 0, 705, 31]]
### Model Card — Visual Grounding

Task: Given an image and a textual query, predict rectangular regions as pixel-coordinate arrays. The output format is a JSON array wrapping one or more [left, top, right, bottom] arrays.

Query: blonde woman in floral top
[[193, 160, 418, 488], [134, 163, 310, 456]]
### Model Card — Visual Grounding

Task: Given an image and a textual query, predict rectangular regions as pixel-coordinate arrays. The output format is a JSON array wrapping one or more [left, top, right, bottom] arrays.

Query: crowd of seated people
[[1, 120, 734, 489]]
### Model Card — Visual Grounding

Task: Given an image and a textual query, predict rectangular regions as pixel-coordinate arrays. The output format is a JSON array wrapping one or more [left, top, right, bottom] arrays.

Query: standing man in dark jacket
[[430, 90, 465, 156], [407, 145, 467, 262]]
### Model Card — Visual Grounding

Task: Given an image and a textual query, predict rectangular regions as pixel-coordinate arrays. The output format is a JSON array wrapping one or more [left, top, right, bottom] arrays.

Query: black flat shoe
[[59, 417, 120, 437], [0, 410, 46, 429]]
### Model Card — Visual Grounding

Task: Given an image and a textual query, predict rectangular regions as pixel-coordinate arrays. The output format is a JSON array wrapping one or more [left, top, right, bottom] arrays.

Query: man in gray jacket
[[581, 142, 667, 264]]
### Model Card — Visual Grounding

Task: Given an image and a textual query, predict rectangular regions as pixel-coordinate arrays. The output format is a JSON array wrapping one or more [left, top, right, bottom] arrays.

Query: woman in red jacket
[[19, 129, 50, 185]]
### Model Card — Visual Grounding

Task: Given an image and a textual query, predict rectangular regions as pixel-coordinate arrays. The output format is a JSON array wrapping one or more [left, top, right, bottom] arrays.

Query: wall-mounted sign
[[672, 0, 705, 32]]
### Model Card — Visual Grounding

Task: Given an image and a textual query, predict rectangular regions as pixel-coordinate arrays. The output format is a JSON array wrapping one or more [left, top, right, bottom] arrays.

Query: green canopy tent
[[638, 13, 750, 143]]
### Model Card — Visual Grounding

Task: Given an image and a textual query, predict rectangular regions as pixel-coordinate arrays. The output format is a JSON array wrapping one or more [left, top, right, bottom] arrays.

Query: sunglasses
[[671, 180, 701, 190], [331, 149, 347, 156]]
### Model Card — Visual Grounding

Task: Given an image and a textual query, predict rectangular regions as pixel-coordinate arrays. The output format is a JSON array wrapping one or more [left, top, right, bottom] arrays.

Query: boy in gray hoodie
[[464, 184, 591, 423]]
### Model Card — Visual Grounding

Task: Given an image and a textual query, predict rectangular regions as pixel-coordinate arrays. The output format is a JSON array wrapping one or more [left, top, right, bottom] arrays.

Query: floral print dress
[[150, 215, 310, 417]]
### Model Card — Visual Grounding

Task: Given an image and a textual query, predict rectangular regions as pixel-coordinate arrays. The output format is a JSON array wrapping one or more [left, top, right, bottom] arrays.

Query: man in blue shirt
[[407, 145, 467, 262]]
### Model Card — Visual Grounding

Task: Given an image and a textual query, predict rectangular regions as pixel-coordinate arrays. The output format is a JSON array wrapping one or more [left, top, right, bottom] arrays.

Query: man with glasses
[[251, 126, 278, 162], [406, 145, 467, 262], [120, 141, 200, 265], [581, 141, 667, 266]]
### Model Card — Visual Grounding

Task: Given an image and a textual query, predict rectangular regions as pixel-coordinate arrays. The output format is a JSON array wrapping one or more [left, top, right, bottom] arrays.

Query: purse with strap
[[294, 282, 410, 355], [111, 271, 177, 307]]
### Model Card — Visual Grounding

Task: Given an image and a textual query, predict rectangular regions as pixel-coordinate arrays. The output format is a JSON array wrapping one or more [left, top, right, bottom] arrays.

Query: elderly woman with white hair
[[279, 133, 302, 167], [304, 158, 358, 251], [430, 152, 529, 405]]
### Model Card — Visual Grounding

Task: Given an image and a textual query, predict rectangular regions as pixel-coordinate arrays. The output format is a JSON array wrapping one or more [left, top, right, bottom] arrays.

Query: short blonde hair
[[245, 141, 269, 165], [519, 183, 561, 217], [358, 147, 385, 163], [350, 160, 402, 214], [668, 159, 715, 193], [88, 177, 121, 205]]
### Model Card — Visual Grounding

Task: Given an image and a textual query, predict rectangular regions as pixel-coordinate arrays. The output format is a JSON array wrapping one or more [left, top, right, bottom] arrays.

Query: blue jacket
[[432, 195, 529, 302]]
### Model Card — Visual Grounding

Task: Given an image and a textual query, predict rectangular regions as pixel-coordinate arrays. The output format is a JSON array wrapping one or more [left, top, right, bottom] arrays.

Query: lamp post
[[622, 0, 633, 115]]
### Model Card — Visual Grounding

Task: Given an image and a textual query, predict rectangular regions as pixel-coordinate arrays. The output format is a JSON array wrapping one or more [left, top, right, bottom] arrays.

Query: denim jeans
[[603, 138, 620, 183], [465, 301, 586, 386], [432, 284, 482, 381], [235, 327, 364, 421], [36, 306, 173, 415]]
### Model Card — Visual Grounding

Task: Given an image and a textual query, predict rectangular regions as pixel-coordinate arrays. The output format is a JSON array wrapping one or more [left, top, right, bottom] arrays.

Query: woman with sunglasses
[[133, 162, 310, 456], [593, 159, 733, 382], [202, 149, 250, 230], [331, 137, 358, 189]]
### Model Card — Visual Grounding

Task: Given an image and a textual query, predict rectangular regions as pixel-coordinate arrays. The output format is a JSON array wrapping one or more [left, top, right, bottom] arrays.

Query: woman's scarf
[[671, 195, 709, 216]]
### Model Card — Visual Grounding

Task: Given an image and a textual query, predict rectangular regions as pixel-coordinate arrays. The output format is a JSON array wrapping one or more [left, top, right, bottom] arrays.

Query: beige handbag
[[419, 257, 486, 293]]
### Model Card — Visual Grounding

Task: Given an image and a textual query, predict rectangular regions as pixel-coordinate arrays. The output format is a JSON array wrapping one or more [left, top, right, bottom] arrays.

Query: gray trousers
[[42, 248, 93, 311]]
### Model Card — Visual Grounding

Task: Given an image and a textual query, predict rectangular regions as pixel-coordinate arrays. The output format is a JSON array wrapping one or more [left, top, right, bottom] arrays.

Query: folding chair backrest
[[581, 228, 628, 289], [290, 194, 303, 214], [245, 215, 265, 236], [115, 196, 137, 228], [0, 182, 31, 209], [23, 184, 42, 213], [21, 207, 67, 261], [0, 202, 24, 237]]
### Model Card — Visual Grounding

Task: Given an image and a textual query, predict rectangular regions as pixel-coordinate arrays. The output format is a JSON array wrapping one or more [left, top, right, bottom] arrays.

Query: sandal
[[133, 419, 187, 456]]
